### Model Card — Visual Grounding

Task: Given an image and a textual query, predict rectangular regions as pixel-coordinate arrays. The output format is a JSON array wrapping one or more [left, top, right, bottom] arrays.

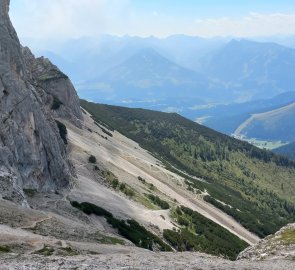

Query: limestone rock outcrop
[[238, 223, 295, 260], [0, 0, 82, 205]]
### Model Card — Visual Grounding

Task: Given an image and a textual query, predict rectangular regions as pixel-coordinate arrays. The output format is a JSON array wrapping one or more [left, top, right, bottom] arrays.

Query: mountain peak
[[0, 0, 9, 16], [133, 47, 162, 58]]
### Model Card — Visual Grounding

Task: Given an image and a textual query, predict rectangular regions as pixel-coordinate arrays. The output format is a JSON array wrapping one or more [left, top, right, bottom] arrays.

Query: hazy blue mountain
[[77, 48, 229, 103], [253, 35, 295, 49], [274, 142, 295, 160], [232, 100, 295, 142], [200, 39, 295, 101], [38, 35, 226, 84], [193, 92, 295, 134], [39, 36, 295, 104], [39, 36, 295, 139]]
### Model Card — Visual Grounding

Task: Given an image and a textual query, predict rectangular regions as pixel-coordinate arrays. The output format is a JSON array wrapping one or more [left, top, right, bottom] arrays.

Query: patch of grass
[[34, 246, 54, 256], [277, 228, 295, 245], [71, 201, 172, 251], [55, 120, 67, 145], [23, 188, 37, 197], [58, 247, 79, 256], [98, 170, 135, 198], [95, 232, 125, 245]]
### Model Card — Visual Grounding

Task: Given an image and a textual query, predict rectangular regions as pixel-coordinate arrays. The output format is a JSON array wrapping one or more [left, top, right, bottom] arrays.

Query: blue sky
[[10, 0, 295, 44]]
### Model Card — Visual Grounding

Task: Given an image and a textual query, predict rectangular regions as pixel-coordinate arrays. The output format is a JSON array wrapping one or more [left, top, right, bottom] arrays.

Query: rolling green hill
[[80, 100, 295, 238]]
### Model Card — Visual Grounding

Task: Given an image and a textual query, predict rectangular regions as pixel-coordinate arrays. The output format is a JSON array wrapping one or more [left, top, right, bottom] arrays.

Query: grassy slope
[[80, 100, 295, 237]]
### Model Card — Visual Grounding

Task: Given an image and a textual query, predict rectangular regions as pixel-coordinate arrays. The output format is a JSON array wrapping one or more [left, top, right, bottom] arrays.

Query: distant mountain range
[[79, 48, 229, 102], [38, 36, 295, 106], [195, 91, 295, 135], [37, 35, 295, 144], [199, 40, 295, 101]]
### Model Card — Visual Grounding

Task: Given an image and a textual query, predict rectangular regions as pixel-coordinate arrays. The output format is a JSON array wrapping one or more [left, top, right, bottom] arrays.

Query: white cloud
[[9, 1, 295, 41], [10, 0, 130, 40], [192, 13, 295, 37]]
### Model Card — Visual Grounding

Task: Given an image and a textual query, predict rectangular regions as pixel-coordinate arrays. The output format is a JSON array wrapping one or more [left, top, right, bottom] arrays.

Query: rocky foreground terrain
[[1, 250, 294, 270], [0, 1, 295, 269]]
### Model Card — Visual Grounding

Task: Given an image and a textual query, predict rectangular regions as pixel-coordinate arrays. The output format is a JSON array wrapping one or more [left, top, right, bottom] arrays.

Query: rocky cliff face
[[238, 223, 295, 260], [0, 0, 82, 205]]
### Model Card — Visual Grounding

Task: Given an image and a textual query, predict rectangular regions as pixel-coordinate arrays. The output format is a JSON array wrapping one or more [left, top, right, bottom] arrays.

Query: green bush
[[119, 183, 126, 191], [112, 178, 119, 189], [23, 188, 37, 197], [101, 127, 113, 137], [88, 155, 97, 164], [146, 194, 170, 209], [0, 246, 11, 253], [138, 176, 146, 183]]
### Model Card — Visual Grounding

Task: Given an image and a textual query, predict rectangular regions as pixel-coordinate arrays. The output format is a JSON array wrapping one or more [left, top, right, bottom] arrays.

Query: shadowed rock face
[[0, 0, 82, 205]]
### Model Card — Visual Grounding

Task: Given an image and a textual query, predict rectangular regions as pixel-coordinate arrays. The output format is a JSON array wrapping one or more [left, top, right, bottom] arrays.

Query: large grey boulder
[[0, 0, 82, 205]]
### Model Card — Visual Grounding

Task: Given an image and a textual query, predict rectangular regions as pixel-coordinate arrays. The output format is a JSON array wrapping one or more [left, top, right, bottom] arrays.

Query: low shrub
[[34, 246, 54, 256], [0, 246, 11, 253], [146, 194, 170, 209], [112, 178, 119, 189], [23, 188, 37, 197], [88, 155, 97, 164]]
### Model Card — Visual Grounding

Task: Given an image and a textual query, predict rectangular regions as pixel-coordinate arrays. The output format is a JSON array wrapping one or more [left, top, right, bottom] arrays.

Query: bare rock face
[[0, 0, 82, 205], [238, 223, 295, 261], [22, 47, 82, 126]]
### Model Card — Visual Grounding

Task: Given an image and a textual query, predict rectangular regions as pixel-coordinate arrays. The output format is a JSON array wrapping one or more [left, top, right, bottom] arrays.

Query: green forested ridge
[[164, 206, 248, 260], [274, 142, 295, 160], [80, 100, 295, 237]]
